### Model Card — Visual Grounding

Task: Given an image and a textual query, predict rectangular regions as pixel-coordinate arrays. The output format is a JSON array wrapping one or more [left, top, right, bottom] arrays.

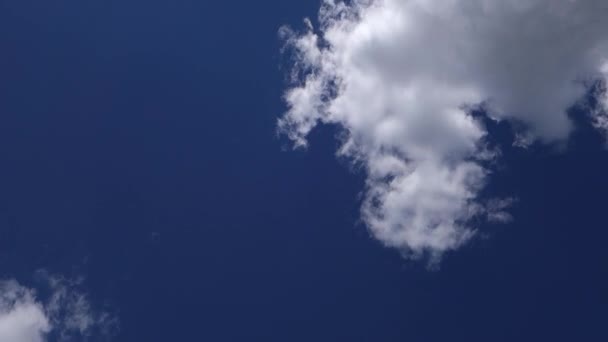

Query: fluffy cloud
[[0, 274, 117, 342], [280, 0, 608, 259], [0, 281, 49, 342]]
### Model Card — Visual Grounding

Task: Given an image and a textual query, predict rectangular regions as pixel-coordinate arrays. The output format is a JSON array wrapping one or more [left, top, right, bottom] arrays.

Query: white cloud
[[0, 281, 49, 342], [280, 0, 608, 259], [0, 274, 117, 342]]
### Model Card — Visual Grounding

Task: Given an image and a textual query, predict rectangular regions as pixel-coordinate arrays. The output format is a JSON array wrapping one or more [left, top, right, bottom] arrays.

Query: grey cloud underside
[[280, 0, 608, 259]]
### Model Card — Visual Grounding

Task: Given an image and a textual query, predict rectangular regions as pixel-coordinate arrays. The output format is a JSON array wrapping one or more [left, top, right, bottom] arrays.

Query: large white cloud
[[0, 275, 117, 342], [280, 0, 608, 259]]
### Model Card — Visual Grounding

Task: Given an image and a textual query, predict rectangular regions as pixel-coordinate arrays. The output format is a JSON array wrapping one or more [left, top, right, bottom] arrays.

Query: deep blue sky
[[1, 1, 607, 341]]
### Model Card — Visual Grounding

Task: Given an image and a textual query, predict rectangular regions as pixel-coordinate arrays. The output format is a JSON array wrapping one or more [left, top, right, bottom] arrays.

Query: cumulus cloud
[[0, 274, 117, 342], [279, 0, 608, 259], [0, 281, 49, 342]]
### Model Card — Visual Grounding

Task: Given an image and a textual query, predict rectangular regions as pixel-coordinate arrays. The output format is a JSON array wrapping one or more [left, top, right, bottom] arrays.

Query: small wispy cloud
[[0, 272, 118, 342]]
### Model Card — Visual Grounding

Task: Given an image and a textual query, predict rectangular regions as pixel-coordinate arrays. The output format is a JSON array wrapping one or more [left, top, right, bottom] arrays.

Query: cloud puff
[[280, 0, 608, 259], [0, 281, 49, 342], [0, 274, 117, 342]]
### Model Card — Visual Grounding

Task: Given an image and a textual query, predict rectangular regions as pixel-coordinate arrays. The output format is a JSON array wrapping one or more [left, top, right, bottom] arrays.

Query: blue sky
[[0, 1, 607, 341]]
